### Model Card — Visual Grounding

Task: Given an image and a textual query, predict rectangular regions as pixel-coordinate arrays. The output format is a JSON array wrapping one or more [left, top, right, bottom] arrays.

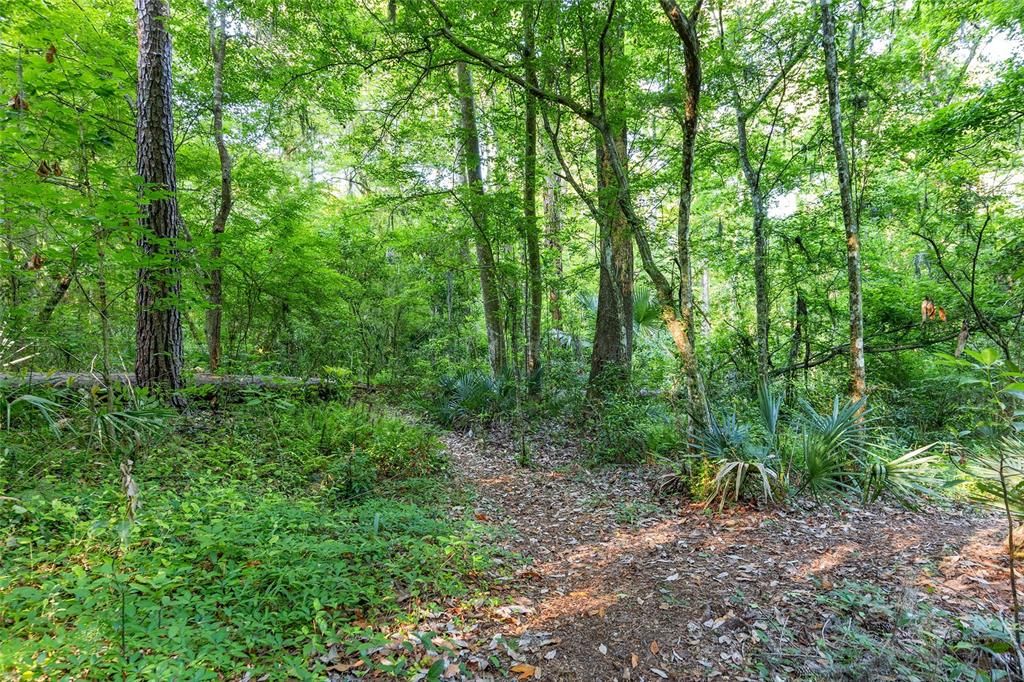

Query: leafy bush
[[697, 384, 783, 508], [684, 381, 941, 509], [591, 398, 650, 464], [590, 396, 684, 464], [435, 370, 513, 425], [0, 483, 487, 679]]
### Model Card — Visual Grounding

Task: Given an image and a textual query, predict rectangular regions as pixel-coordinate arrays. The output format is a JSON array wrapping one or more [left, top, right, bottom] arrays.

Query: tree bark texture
[[588, 14, 633, 394], [135, 0, 186, 405], [544, 168, 563, 329]]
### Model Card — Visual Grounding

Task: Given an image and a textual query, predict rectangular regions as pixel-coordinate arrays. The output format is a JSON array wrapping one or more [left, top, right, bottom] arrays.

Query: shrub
[[590, 396, 683, 464], [434, 370, 513, 425], [680, 381, 942, 509], [0, 397, 486, 680]]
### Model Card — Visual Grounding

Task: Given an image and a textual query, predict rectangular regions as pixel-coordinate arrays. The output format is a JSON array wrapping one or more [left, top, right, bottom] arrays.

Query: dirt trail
[[439, 426, 1010, 681]]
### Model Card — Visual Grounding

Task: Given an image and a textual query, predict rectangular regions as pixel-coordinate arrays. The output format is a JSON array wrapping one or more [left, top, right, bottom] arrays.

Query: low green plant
[[696, 382, 783, 508], [83, 386, 174, 449], [802, 580, 1021, 680], [590, 396, 663, 464], [861, 442, 941, 504], [435, 370, 513, 425], [0, 397, 489, 680], [942, 348, 1024, 647], [685, 381, 941, 508], [797, 431, 857, 498]]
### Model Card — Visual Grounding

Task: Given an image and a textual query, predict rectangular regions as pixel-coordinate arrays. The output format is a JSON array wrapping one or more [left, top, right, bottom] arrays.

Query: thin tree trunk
[[700, 266, 711, 336], [135, 0, 186, 407], [7, 54, 25, 307], [205, 0, 232, 373], [456, 61, 506, 377], [736, 114, 771, 380], [721, 22, 809, 382], [820, 0, 866, 404], [37, 274, 72, 326], [523, 0, 542, 395], [659, 0, 707, 437], [784, 291, 807, 394], [77, 115, 114, 405], [544, 168, 563, 329]]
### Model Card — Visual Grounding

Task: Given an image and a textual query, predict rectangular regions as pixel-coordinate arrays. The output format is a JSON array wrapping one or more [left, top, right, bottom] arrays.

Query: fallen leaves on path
[[325, 422, 1011, 681]]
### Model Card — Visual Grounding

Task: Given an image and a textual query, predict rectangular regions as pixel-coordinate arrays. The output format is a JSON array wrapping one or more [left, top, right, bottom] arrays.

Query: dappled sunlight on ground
[[433, 427, 1011, 680]]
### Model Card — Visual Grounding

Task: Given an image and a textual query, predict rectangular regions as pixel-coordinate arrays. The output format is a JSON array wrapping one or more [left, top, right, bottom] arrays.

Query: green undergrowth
[[0, 397, 493, 680], [753, 580, 1021, 681]]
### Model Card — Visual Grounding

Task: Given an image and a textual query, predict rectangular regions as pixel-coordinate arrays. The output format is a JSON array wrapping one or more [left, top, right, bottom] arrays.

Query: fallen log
[[0, 372, 324, 389]]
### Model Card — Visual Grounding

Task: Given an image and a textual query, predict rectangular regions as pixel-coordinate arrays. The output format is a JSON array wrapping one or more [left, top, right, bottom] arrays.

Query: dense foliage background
[[0, 0, 1018, 417], [2, 0, 1023, 678]]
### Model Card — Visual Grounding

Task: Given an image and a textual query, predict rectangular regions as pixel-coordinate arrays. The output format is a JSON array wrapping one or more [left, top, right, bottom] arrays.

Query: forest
[[1, 0, 1023, 678]]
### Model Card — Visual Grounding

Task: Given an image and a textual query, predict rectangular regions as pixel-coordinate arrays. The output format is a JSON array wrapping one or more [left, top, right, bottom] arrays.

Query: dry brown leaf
[[649, 640, 660, 655], [510, 663, 539, 680]]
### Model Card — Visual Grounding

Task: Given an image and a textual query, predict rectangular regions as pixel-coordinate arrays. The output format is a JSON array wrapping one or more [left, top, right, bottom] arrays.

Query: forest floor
[[328, 423, 1017, 681]]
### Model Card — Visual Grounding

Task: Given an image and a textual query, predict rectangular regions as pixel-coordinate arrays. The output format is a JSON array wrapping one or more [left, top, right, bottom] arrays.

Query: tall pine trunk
[[205, 0, 232, 372], [523, 0, 542, 395], [820, 0, 866, 403], [135, 0, 185, 406], [456, 61, 507, 377]]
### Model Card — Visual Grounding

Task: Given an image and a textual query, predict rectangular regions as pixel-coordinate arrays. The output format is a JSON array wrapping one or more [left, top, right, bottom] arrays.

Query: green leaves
[[797, 431, 857, 499], [860, 443, 942, 505], [436, 370, 512, 425], [3, 392, 61, 432], [706, 458, 778, 510], [0, 399, 484, 679], [1002, 382, 1024, 402]]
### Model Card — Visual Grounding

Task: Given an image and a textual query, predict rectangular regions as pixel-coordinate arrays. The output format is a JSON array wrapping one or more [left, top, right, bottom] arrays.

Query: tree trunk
[[820, 0, 866, 404], [589, 127, 634, 392], [523, 0, 542, 395], [205, 0, 232, 373], [784, 291, 807, 393], [544, 168, 563, 329], [590, 0, 708, 434], [37, 273, 72, 326], [736, 114, 771, 380], [722, 28, 809, 382], [588, 16, 633, 395], [456, 61, 506, 377], [659, 0, 708, 437], [700, 266, 711, 336], [135, 0, 186, 406]]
